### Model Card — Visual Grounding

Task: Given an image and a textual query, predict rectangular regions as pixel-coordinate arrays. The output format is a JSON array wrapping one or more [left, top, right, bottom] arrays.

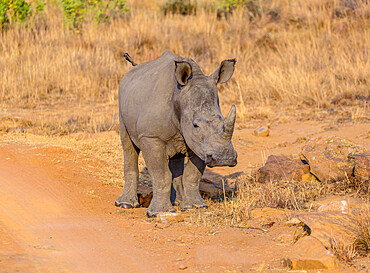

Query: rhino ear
[[210, 59, 236, 84], [175, 61, 192, 86]]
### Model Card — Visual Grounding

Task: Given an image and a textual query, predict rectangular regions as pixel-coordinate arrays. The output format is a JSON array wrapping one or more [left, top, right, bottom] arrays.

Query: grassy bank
[[1, 0, 369, 135]]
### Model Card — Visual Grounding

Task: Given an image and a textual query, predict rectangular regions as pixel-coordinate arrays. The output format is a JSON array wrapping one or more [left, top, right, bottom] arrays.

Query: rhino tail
[[123, 53, 137, 66]]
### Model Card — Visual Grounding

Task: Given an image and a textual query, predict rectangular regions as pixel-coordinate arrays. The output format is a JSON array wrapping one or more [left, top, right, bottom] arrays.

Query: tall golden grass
[[0, 0, 369, 134]]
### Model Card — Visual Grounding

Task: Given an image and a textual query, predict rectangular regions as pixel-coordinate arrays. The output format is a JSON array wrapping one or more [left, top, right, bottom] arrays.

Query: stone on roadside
[[286, 236, 340, 270], [199, 177, 234, 198], [350, 152, 370, 181], [277, 233, 295, 243], [177, 234, 196, 243], [285, 218, 303, 226], [156, 212, 184, 224], [250, 207, 289, 223], [301, 136, 367, 182], [285, 218, 311, 242], [138, 192, 153, 208], [254, 155, 312, 182], [253, 126, 269, 137], [199, 179, 223, 198], [154, 222, 171, 229], [307, 195, 364, 215], [179, 264, 188, 270], [295, 212, 356, 249], [250, 261, 266, 271], [318, 200, 349, 214]]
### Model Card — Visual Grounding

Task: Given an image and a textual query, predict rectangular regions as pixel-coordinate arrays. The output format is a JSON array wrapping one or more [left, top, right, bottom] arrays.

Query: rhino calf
[[115, 50, 237, 217]]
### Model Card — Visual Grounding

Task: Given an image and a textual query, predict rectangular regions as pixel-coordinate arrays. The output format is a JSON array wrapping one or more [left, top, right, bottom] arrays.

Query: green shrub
[[0, 0, 45, 31], [60, 0, 129, 32], [160, 0, 197, 16], [60, 0, 85, 31], [0, 1, 10, 30], [89, 0, 129, 24], [216, 0, 261, 19]]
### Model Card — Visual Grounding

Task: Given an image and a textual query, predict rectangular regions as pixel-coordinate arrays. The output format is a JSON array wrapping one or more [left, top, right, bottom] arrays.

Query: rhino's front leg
[[180, 153, 208, 210], [141, 138, 175, 217]]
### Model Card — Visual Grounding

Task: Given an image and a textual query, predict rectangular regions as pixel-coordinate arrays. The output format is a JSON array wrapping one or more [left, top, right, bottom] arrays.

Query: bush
[[160, 0, 197, 16], [0, 0, 46, 31], [216, 0, 261, 19], [60, 0, 129, 32]]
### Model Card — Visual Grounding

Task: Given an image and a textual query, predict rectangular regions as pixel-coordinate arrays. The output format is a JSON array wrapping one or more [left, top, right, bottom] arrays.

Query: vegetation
[[60, 0, 129, 32], [160, 0, 197, 15], [216, 0, 261, 19], [0, 0, 129, 32], [1, 0, 368, 136], [0, 0, 46, 31]]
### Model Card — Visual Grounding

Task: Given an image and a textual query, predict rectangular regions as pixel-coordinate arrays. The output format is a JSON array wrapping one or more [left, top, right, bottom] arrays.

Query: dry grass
[[189, 174, 370, 227], [330, 205, 370, 263], [1, 0, 369, 134], [331, 237, 358, 263], [352, 206, 370, 255]]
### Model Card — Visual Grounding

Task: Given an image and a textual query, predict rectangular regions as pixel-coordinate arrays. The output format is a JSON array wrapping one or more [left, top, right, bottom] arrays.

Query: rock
[[295, 212, 356, 249], [307, 195, 364, 215], [156, 212, 184, 224], [277, 233, 295, 243], [286, 236, 340, 270], [301, 136, 367, 182], [199, 179, 223, 197], [179, 264, 188, 270], [318, 200, 349, 214], [285, 218, 311, 242], [285, 218, 303, 225], [250, 207, 289, 223], [138, 192, 153, 208], [203, 169, 242, 191], [154, 222, 171, 229], [250, 261, 266, 271], [177, 234, 196, 243], [199, 177, 234, 198], [350, 152, 370, 181], [253, 126, 269, 137], [254, 155, 312, 182]]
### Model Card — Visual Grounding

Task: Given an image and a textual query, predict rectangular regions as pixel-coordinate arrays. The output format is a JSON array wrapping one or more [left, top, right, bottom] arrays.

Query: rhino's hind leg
[[141, 138, 175, 217], [115, 120, 140, 209], [169, 154, 185, 206], [180, 154, 208, 210]]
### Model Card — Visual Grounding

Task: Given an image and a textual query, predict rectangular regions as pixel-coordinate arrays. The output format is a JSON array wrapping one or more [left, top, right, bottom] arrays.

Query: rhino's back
[[121, 50, 175, 92], [119, 50, 179, 145]]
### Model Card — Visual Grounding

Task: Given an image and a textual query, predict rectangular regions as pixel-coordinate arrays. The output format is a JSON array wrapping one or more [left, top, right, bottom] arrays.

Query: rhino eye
[[193, 122, 199, 128]]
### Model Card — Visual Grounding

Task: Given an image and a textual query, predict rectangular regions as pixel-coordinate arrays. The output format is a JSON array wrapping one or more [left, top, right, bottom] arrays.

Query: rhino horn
[[224, 105, 236, 140]]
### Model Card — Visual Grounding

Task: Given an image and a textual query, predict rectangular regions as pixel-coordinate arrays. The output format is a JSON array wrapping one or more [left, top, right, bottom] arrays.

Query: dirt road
[[0, 145, 170, 272], [0, 120, 368, 272], [0, 144, 288, 273]]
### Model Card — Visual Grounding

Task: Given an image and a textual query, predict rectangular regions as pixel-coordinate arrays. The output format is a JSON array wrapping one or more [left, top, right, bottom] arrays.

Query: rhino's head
[[174, 58, 237, 167]]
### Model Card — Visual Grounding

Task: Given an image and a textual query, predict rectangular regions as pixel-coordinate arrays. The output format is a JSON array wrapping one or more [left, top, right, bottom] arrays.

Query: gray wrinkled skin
[[115, 50, 238, 217]]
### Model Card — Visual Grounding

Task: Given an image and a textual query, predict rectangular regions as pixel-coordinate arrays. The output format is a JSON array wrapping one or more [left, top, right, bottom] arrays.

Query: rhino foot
[[115, 201, 140, 209], [146, 200, 175, 218], [115, 195, 140, 209], [179, 197, 208, 210]]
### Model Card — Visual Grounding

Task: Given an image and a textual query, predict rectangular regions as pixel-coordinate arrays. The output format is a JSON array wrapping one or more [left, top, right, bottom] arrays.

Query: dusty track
[[0, 144, 287, 273], [0, 120, 368, 272], [0, 145, 167, 272]]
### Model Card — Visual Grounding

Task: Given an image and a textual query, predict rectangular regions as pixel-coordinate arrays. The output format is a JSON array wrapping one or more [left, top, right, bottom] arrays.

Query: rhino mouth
[[205, 153, 237, 168]]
